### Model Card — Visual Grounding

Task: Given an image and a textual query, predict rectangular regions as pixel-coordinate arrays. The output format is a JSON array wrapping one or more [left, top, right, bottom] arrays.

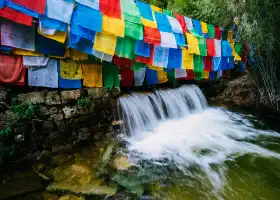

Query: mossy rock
[[59, 194, 85, 200], [47, 181, 116, 196], [112, 155, 132, 171]]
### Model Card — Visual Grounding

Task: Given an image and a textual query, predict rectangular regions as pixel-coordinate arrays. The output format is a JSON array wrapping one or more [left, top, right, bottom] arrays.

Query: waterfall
[[118, 85, 208, 136], [117, 85, 280, 192]]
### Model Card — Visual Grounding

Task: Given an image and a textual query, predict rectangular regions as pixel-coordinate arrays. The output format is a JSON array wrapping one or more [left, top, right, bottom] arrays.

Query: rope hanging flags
[[0, 0, 244, 88]]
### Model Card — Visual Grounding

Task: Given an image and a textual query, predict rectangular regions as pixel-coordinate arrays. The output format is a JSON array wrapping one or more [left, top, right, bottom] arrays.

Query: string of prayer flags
[[0, 0, 243, 88]]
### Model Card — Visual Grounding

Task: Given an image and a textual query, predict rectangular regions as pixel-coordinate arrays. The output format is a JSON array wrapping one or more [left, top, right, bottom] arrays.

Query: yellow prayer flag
[[151, 5, 162, 13], [147, 64, 163, 71], [141, 10, 157, 28], [157, 70, 168, 84], [204, 71, 209, 79], [102, 15, 125, 37], [13, 49, 43, 56], [82, 63, 103, 88], [182, 49, 194, 70], [201, 22, 208, 34], [60, 60, 83, 80], [37, 28, 67, 44], [230, 42, 242, 61], [228, 30, 234, 43], [69, 49, 88, 60], [93, 32, 117, 56], [185, 33, 200, 55]]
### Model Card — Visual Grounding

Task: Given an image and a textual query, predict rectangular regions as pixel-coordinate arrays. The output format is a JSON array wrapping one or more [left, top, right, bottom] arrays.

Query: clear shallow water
[[118, 86, 280, 200]]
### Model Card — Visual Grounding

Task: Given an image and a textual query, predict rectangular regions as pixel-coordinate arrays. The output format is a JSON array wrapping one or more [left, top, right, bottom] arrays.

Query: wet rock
[[86, 88, 109, 99], [0, 88, 9, 102], [47, 182, 116, 196], [46, 164, 116, 196], [46, 91, 62, 105], [49, 114, 64, 121], [59, 195, 85, 200], [113, 156, 132, 171], [111, 88, 121, 98], [0, 171, 45, 199], [17, 91, 46, 104], [61, 90, 81, 104], [14, 134, 25, 142], [73, 127, 91, 141], [62, 106, 88, 119], [40, 106, 58, 116], [212, 72, 258, 108], [0, 110, 19, 121], [44, 131, 66, 149], [44, 192, 60, 200]]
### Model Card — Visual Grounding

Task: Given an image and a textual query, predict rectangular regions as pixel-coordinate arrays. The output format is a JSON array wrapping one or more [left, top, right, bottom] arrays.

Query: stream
[[1, 85, 280, 200]]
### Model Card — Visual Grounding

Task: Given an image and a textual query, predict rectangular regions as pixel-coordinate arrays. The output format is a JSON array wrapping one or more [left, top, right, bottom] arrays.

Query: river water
[[118, 85, 280, 200]]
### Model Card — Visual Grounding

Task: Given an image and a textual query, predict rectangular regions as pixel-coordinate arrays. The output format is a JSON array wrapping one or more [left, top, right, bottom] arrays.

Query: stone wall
[[0, 87, 121, 162]]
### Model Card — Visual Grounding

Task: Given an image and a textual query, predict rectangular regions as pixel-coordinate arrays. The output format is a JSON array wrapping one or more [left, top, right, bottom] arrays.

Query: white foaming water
[[118, 85, 280, 188]]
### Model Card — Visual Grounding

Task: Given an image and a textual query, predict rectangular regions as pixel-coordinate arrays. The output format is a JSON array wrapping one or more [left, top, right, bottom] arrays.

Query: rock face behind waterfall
[[210, 72, 259, 109], [204, 72, 280, 129]]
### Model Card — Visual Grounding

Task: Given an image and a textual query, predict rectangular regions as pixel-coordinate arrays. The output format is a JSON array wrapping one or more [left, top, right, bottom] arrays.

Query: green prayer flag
[[125, 21, 144, 40], [132, 62, 146, 71], [194, 55, 203, 72], [163, 9, 173, 17], [116, 37, 136, 60], [207, 24, 215, 39], [194, 72, 204, 80], [235, 43, 243, 56], [198, 37, 207, 56], [120, 0, 142, 24], [103, 62, 120, 88], [165, 69, 176, 83]]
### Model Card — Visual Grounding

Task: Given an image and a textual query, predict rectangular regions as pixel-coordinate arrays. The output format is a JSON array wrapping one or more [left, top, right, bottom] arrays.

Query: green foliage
[[0, 123, 12, 137], [11, 98, 37, 119], [0, 123, 15, 163], [77, 96, 91, 108]]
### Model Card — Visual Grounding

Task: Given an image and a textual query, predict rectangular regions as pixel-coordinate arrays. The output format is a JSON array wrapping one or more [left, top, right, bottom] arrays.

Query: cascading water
[[117, 85, 280, 199]]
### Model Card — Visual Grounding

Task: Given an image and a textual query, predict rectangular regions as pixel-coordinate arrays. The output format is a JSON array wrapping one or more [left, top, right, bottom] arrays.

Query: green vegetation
[[77, 96, 91, 109], [11, 98, 37, 119], [0, 99, 38, 163], [0, 123, 14, 163]]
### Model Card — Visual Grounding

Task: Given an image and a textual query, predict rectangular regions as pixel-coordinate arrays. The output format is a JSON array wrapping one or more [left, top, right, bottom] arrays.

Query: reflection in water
[[118, 86, 280, 199]]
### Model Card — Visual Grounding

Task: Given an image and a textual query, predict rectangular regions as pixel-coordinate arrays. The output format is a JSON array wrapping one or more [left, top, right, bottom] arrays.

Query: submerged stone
[[46, 163, 116, 196], [112, 155, 132, 171], [47, 182, 116, 196], [59, 194, 85, 200]]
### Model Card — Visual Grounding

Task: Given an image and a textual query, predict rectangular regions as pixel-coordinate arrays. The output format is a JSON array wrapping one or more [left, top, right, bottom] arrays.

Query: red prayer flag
[[136, 56, 150, 64], [120, 68, 134, 88], [214, 26, 221, 40], [100, 0, 121, 19], [186, 70, 194, 80], [113, 56, 134, 69], [204, 56, 213, 71], [11, 0, 46, 14], [206, 38, 216, 56], [0, 54, 25, 85], [175, 13, 187, 33], [0, 7, 33, 26], [144, 27, 161, 46]]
